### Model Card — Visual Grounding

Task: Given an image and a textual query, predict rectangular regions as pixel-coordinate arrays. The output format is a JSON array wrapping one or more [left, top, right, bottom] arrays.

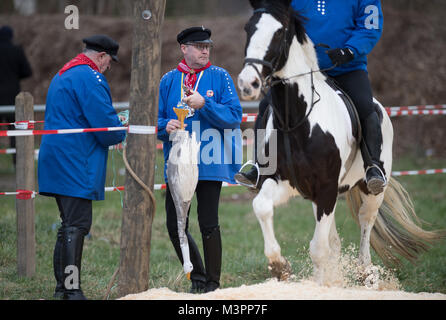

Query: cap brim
[[189, 39, 213, 44], [111, 55, 119, 62]]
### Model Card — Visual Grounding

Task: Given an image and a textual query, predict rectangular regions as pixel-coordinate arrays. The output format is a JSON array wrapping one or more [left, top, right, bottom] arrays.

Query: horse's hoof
[[268, 258, 292, 281], [357, 265, 380, 289]]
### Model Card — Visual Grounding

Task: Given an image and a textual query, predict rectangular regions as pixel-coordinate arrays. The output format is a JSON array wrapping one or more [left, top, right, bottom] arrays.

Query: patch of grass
[[0, 151, 445, 299]]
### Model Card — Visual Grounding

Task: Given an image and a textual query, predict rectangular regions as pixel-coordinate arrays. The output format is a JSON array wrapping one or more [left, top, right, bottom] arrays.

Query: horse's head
[[238, 0, 306, 100]]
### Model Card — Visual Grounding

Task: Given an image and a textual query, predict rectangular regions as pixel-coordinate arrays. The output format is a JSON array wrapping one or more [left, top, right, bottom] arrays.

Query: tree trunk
[[118, 0, 166, 297], [15, 92, 35, 278]]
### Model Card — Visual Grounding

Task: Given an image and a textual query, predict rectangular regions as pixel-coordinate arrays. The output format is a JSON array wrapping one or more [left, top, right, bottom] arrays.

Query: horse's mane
[[262, 2, 308, 45], [291, 10, 308, 45], [251, 1, 322, 78], [263, 3, 321, 77]]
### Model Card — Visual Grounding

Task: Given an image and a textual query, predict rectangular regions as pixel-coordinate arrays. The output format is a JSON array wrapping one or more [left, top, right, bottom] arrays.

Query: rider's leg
[[333, 70, 386, 195], [234, 91, 270, 186]]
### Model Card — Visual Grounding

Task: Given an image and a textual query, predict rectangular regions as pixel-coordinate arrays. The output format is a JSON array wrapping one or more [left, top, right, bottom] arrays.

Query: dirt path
[[120, 278, 446, 300]]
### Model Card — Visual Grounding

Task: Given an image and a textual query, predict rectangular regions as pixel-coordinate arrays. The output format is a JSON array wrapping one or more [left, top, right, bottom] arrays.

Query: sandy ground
[[120, 278, 446, 300]]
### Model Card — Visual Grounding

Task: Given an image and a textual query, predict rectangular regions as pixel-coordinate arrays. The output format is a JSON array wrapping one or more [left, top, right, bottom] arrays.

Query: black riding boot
[[234, 166, 258, 187], [202, 226, 222, 293], [53, 227, 64, 299], [169, 232, 206, 293], [234, 95, 272, 188], [234, 121, 260, 187], [361, 112, 387, 195], [61, 226, 87, 300]]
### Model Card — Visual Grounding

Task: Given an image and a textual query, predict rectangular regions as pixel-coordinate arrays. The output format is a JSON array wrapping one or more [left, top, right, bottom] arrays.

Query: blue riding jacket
[[291, 0, 383, 76], [38, 65, 126, 200], [158, 65, 243, 184]]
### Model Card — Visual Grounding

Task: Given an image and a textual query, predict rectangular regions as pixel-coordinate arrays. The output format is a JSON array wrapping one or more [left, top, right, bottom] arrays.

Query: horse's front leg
[[358, 192, 383, 266], [310, 195, 339, 285], [252, 178, 295, 280]]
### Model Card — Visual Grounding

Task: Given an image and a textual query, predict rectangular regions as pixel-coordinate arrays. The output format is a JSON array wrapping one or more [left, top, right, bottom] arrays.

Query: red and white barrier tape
[[110, 143, 163, 151], [3, 170, 445, 199], [388, 104, 446, 111], [105, 182, 238, 192], [0, 148, 40, 155], [1, 105, 445, 138], [0, 148, 16, 155], [0, 190, 37, 199], [391, 168, 446, 177], [0, 125, 157, 137], [2, 182, 240, 198], [387, 109, 446, 117], [1, 137, 254, 155], [242, 113, 258, 123], [0, 120, 45, 129]]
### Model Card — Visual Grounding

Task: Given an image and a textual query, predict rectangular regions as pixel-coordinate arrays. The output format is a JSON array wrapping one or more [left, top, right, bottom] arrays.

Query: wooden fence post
[[118, 0, 166, 297], [15, 92, 36, 277]]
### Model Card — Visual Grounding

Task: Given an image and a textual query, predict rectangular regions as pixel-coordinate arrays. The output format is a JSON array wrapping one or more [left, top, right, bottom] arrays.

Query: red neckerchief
[[177, 59, 211, 95], [59, 53, 101, 76]]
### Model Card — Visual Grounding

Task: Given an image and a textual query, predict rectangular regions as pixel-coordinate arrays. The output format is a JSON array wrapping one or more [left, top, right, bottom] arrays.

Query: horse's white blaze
[[238, 14, 283, 100]]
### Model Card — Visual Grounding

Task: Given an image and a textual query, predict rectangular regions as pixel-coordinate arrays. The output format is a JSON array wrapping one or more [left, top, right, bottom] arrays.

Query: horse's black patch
[[259, 81, 342, 221], [355, 179, 371, 195], [338, 185, 350, 194]]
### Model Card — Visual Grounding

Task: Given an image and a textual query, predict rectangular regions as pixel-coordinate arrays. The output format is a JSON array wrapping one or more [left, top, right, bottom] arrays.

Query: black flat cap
[[177, 26, 212, 45], [83, 34, 119, 62]]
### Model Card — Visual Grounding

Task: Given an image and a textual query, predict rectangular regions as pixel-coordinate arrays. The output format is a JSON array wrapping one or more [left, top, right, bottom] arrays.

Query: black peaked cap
[[177, 26, 212, 45], [82, 34, 119, 62]]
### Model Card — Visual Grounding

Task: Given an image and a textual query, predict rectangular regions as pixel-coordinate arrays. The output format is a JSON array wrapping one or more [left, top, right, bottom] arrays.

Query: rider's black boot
[[234, 166, 258, 187], [361, 112, 387, 195]]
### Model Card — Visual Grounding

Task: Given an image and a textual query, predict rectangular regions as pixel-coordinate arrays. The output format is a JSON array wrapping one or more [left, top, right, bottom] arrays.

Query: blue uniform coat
[[291, 0, 383, 76], [158, 66, 242, 184], [38, 65, 126, 200]]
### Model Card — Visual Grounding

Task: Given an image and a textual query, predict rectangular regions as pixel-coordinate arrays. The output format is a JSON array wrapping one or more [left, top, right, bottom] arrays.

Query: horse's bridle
[[244, 8, 290, 93]]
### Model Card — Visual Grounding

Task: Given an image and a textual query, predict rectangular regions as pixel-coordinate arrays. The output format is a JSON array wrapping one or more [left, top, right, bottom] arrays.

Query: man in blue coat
[[38, 35, 126, 300], [236, 0, 387, 195], [158, 26, 242, 293]]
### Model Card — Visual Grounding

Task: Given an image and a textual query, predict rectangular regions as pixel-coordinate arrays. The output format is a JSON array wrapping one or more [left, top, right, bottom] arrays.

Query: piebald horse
[[238, 0, 444, 284]]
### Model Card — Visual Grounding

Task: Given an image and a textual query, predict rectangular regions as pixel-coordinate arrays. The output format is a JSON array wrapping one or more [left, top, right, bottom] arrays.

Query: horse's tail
[[345, 177, 446, 266]]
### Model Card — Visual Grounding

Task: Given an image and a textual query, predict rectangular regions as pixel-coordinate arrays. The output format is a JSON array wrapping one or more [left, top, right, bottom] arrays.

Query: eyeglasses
[[186, 43, 213, 51]]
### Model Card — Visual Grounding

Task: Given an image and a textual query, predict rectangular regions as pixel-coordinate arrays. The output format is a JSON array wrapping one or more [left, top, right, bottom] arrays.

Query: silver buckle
[[365, 164, 388, 186]]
